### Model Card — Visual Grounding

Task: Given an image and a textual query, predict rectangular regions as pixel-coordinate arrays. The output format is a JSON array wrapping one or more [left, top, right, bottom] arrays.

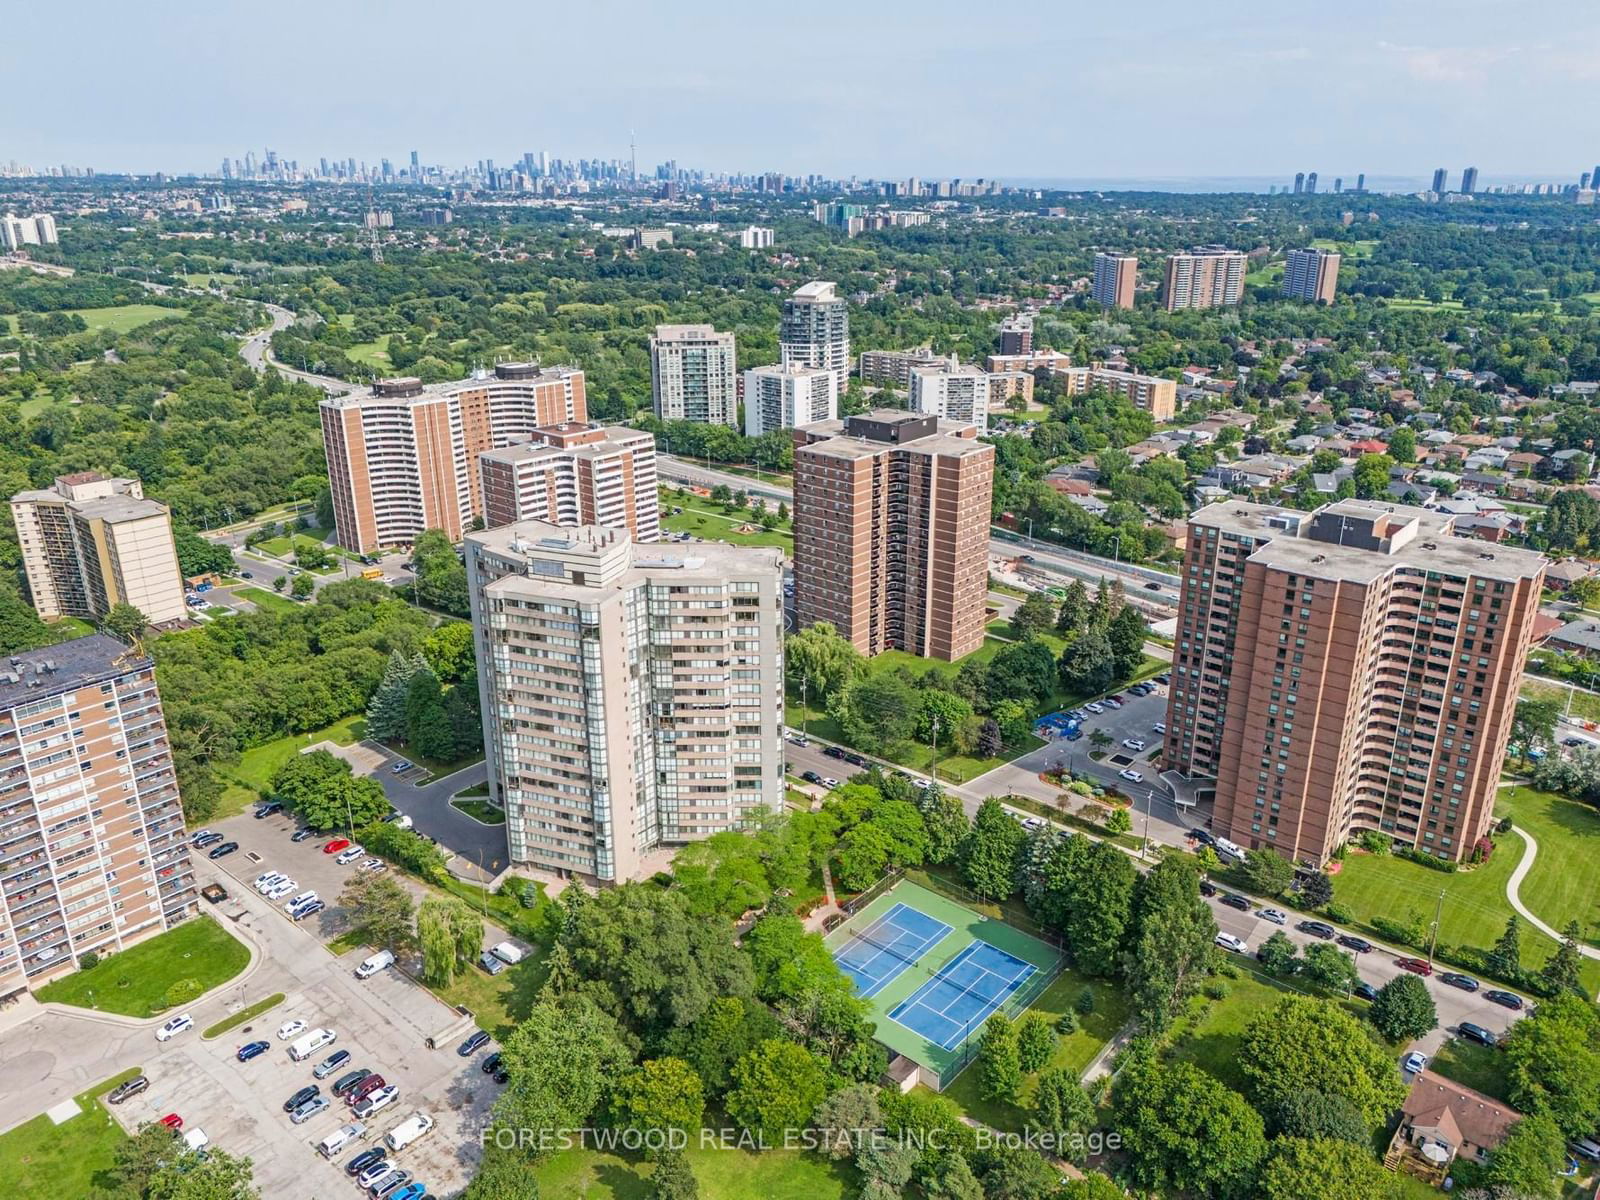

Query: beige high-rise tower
[[649, 324, 738, 426], [466, 521, 784, 883], [1092, 253, 1138, 309], [792, 411, 994, 661], [1166, 500, 1544, 866], [10, 473, 186, 626], [1162, 247, 1247, 311]]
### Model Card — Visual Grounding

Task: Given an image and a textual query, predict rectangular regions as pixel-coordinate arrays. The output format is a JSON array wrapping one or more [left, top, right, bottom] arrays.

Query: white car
[[359, 857, 385, 873], [1214, 932, 1248, 954], [1259, 908, 1288, 925], [155, 1013, 194, 1042], [1152, 722, 1167, 734], [335, 846, 364, 865], [1103, 697, 1123, 709], [277, 1019, 307, 1041], [353, 1085, 399, 1119], [1022, 817, 1044, 831], [819, 778, 839, 789], [1122, 738, 1147, 752], [911, 778, 931, 790], [1119, 769, 1144, 783], [1401, 1051, 1428, 1075], [1085, 702, 1105, 715], [266, 878, 297, 900], [255, 872, 286, 893]]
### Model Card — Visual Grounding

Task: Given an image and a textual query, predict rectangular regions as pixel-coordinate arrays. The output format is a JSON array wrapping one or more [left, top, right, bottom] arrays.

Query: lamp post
[[1140, 789, 1152, 861], [801, 672, 809, 740], [929, 714, 941, 783]]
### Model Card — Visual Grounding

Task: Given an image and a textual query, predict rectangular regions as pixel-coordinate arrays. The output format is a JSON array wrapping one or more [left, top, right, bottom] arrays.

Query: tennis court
[[889, 940, 1037, 1050], [833, 902, 953, 999], [824, 877, 1062, 1082]]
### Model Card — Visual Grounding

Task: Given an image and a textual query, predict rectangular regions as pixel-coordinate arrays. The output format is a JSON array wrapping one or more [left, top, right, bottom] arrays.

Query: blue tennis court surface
[[888, 940, 1037, 1050], [833, 903, 952, 999]]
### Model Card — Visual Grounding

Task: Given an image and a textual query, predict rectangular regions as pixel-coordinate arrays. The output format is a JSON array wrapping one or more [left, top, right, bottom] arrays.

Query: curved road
[[1506, 823, 1600, 963], [240, 302, 353, 395]]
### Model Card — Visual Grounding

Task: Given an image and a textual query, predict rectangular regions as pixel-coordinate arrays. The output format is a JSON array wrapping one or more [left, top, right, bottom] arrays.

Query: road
[[239, 302, 353, 395]]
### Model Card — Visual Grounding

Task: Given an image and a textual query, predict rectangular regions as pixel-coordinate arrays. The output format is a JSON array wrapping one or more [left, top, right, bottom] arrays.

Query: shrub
[[1358, 831, 1390, 854], [78, 951, 100, 971], [1324, 902, 1355, 925], [1055, 1009, 1078, 1034], [1075, 987, 1096, 1015], [163, 978, 203, 1007], [359, 821, 449, 881], [1395, 847, 1458, 873], [1372, 915, 1425, 947], [1203, 981, 1231, 1000]]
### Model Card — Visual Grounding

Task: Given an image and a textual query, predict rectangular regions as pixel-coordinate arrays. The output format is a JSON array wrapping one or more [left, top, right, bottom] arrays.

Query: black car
[[1296, 920, 1337, 940], [1189, 827, 1215, 846], [283, 1084, 320, 1113], [801, 771, 822, 784], [290, 828, 315, 843], [1220, 893, 1250, 911], [1199, 880, 1217, 897], [1143, 581, 1162, 591], [843, 752, 867, 767], [191, 831, 223, 848], [458, 1031, 490, 1057], [107, 1076, 150, 1105], [1337, 934, 1374, 954], [1458, 1022, 1498, 1047], [346, 1148, 387, 1178], [255, 801, 283, 819], [1440, 971, 1480, 992], [331, 1068, 373, 1098], [207, 840, 239, 859], [823, 746, 845, 760], [481, 1052, 503, 1075], [1353, 982, 1380, 1002], [493, 1069, 510, 1084], [1155, 674, 1171, 685], [1484, 989, 1525, 1011]]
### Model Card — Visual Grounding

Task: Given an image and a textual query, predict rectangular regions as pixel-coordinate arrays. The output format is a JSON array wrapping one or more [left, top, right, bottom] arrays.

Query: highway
[[239, 302, 353, 395]]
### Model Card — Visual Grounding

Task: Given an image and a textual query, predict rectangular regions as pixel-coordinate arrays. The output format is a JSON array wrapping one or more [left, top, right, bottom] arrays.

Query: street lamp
[[800, 672, 810, 740], [929, 714, 941, 783]]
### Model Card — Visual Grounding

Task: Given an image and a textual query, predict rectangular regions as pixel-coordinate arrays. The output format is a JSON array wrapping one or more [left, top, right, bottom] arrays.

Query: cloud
[[1376, 40, 1518, 83]]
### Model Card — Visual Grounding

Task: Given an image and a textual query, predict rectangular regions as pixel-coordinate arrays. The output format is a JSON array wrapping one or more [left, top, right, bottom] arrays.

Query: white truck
[[384, 1112, 435, 1153], [489, 941, 524, 966]]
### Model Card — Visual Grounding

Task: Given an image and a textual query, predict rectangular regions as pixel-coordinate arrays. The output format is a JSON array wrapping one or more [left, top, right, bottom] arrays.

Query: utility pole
[[800, 673, 809, 740], [1426, 888, 1444, 966], [930, 714, 941, 783]]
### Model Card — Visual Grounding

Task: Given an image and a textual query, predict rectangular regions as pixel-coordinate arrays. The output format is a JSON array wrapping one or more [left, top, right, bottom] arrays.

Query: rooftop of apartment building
[[790, 280, 840, 302], [479, 423, 652, 463], [0, 634, 147, 710], [798, 410, 990, 461], [470, 519, 780, 594], [652, 323, 729, 339], [1191, 498, 1546, 584], [320, 361, 583, 410], [13, 471, 144, 507]]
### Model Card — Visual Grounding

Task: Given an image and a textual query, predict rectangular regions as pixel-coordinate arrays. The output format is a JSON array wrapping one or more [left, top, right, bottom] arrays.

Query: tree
[[1266, 1088, 1374, 1145], [649, 1149, 698, 1200], [1301, 943, 1360, 994], [612, 1057, 705, 1138], [271, 575, 286, 592], [726, 1040, 827, 1145], [830, 672, 917, 753], [1058, 628, 1115, 695], [418, 897, 460, 985], [1106, 604, 1147, 678], [975, 718, 1002, 757], [143, 1145, 260, 1200], [1029, 1068, 1095, 1163], [916, 690, 974, 749], [1256, 930, 1298, 975], [366, 649, 420, 741], [337, 872, 415, 952], [786, 621, 866, 702], [1540, 920, 1585, 994], [1068, 839, 1138, 979], [1103, 807, 1131, 834], [1503, 992, 1600, 1139], [1011, 591, 1056, 640], [1257, 1136, 1399, 1200], [1123, 856, 1214, 1029], [1015, 1011, 1056, 1073], [459, 1150, 543, 1199], [812, 1084, 882, 1160], [985, 639, 1057, 704], [1299, 871, 1334, 909], [290, 572, 315, 599], [659, 996, 779, 1094], [1059, 1178, 1126, 1200], [1368, 973, 1437, 1041], [978, 1013, 1022, 1101], [1055, 580, 1089, 636], [421, 621, 476, 681], [1352, 452, 1395, 499], [1512, 698, 1562, 756], [495, 995, 633, 1160], [1486, 915, 1522, 981], [1111, 1054, 1268, 1200], [100, 602, 149, 645], [1386, 426, 1417, 463], [173, 527, 235, 578], [1238, 995, 1408, 1131], [1239, 847, 1295, 897], [961, 798, 1027, 900], [270, 750, 389, 831], [1482, 1113, 1567, 1200], [743, 911, 849, 1004]]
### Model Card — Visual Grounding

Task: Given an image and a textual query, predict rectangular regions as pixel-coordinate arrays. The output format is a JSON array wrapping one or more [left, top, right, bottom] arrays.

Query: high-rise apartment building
[[1, 213, 58, 250], [0, 635, 196, 993], [1282, 247, 1341, 305], [320, 363, 587, 552], [11, 474, 185, 626], [1431, 167, 1449, 194], [743, 363, 837, 437], [1305, 172, 1318, 194], [793, 411, 993, 661], [465, 520, 784, 882], [997, 315, 1033, 356], [1165, 500, 1544, 866], [908, 363, 992, 434], [738, 226, 774, 249], [858, 347, 954, 389], [1162, 247, 1247, 311], [649, 324, 738, 426], [1092, 253, 1138, 309], [478, 424, 659, 541], [1293, 173, 1305, 195], [1461, 166, 1479, 195], [779, 281, 850, 391]]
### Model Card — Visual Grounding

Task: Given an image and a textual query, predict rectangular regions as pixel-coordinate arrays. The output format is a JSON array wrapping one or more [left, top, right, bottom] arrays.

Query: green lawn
[[1169, 970, 1308, 1093], [1427, 1036, 1511, 1103], [1313, 238, 1379, 258], [46, 615, 97, 639], [202, 992, 285, 1039], [183, 272, 239, 289], [66, 304, 183, 334], [1522, 676, 1600, 723], [450, 797, 505, 825], [660, 500, 794, 553], [217, 713, 367, 817], [1496, 786, 1600, 946], [235, 586, 302, 613], [940, 969, 1131, 1133], [347, 334, 393, 371], [0, 1067, 142, 1200], [433, 953, 545, 1043], [533, 1141, 854, 1199], [35, 917, 249, 1018]]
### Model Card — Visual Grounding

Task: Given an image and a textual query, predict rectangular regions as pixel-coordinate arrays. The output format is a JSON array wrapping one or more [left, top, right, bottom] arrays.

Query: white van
[[318, 1121, 366, 1159], [384, 1112, 435, 1153], [1214, 837, 1246, 862], [182, 1127, 209, 1153], [355, 949, 395, 979], [489, 941, 523, 966], [288, 1027, 337, 1061]]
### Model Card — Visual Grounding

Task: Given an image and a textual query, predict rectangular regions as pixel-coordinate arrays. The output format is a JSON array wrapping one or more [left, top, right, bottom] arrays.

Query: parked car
[[291, 1096, 330, 1125], [358, 1159, 398, 1189], [347, 1074, 387, 1106], [1220, 893, 1250, 911], [1396, 957, 1434, 976], [390, 761, 413, 774], [1155, 673, 1171, 685], [370, 1169, 412, 1198], [1198, 879, 1217, 897], [391, 1183, 428, 1200], [1214, 932, 1248, 954], [1484, 989, 1525, 1011], [1353, 982, 1380, 1002], [823, 746, 845, 760], [1103, 697, 1122, 709], [482, 1052, 503, 1075], [255, 801, 283, 819], [207, 841, 239, 859], [1118, 769, 1144, 783], [478, 952, 506, 976], [458, 1031, 490, 1057], [1402, 1051, 1428, 1075], [346, 1148, 387, 1178], [236, 1040, 270, 1063], [107, 1076, 149, 1105], [277, 1019, 307, 1041], [291, 828, 315, 843], [293, 900, 326, 921], [336, 846, 365, 865], [155, 1014, 194, 1042], [1337, 935, 1374, 954], [254, 871, 283, 892], [354, 1086, 400, 1119], [1121, 738, 1147, 752], [1152, 721, 1167, 734], [1296, 920, 1337, 940], [191, 830, 221, 847], [314, 1050, 352, 1079], [819, 777, 839, 789], [283, 1084, 321, 1113], [1258, 908, 1287, 925], [160, 1113, 183, 1130], [1458, 1022, 1498, 1047], [360, 857, 386, 873], [266, 878, 298, 900], [1189, 827, 1214, 845], [332, 1069, 373, 1098], [324, 838, 352, 855], [1440, 972, 1480, 992], [1085, 703, 1105, 715]]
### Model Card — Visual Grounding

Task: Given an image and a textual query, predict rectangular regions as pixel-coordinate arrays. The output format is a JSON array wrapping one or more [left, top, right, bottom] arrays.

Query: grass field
[[1521, 676, 1600, 723], [217, 713, 368, 817], [1496, 786, 1600, 945], [1427, 1035, 1511, 1102], [0, 1068, 141, 1200], [35, 917, 249, 1017], [660, 501, 794, 553], [1384, 297, 1466, 311], [235, 586, 302, 613], [450, 797, 505, 824], [1169, 971, 1309, 1093], [347, 334, 393, 370], [1313, 238, 1379, 258], [67, 304, 183, 333], [183, 272, 239, 289], [533, 1141, 855, 1200]]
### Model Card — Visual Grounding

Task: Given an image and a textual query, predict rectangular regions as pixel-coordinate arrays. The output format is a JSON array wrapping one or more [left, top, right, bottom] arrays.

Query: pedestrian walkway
[[1506, 823, 1600, 964]]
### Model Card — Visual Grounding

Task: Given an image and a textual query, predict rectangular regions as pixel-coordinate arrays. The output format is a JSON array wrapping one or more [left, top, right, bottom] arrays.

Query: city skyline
[[9, 0, 1600, 179]]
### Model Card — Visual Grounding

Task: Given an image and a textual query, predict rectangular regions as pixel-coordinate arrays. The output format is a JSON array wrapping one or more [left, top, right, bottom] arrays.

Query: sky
[[11, 0, 1600, 184]]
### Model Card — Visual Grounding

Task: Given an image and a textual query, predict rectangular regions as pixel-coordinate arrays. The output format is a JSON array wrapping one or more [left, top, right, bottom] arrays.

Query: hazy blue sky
[[13, 0, 1600, 182]]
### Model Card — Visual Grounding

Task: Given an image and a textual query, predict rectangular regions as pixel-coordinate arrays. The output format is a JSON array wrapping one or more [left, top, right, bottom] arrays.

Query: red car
[[1396, 957, 1433, 976], [347, 1073, 386, 1105], [323, 838, 351, 855], [160, 1113, 183, 1130]]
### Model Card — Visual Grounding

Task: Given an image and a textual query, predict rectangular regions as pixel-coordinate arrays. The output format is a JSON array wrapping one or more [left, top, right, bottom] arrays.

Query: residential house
[[1386, 1072, 1521, 1184], [1545, 559, 1596, 591]]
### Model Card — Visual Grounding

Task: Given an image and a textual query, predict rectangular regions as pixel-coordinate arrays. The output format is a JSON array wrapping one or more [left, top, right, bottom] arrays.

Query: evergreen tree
[[1055, 579, 1089, 635], [1486, 915, 1522, 981], [1541, 921, 1585, 994], [445, 685, 482, 759], [366, 650, 414, 741]]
